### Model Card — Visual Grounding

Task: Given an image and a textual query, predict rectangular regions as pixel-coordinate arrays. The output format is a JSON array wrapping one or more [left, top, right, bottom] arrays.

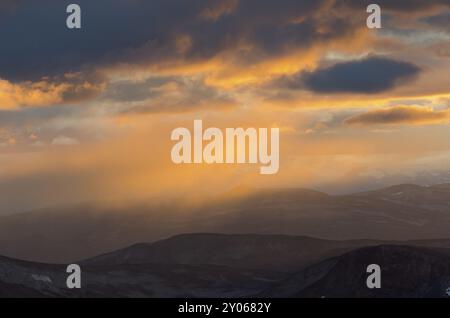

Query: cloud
[[0, 0, 378, 114], [424, 12, 450, 31], [103, 76, 238, 113], [338, 0, 450, 13], [0, 0, 23, 14], [0, 79, 65, 109], [0, 73, 105, 109], [281, 57, 421, 94], [200, 0, 239, 21], [51, 135, 80, 146], [0, 0, 446, 88], [0, 0, 361, 82], [345, 106, 450, 125], [0, 103, 115, 149]]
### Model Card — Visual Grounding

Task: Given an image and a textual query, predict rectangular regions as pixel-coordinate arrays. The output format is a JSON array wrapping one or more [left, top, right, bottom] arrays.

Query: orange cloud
[[345, 106, 450, 126], [0, 75, 104, 109], [0, 79, 68, 109]]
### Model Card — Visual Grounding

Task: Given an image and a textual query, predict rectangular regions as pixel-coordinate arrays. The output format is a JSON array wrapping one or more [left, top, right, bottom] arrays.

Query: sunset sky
[[1, 0, 450, 214]]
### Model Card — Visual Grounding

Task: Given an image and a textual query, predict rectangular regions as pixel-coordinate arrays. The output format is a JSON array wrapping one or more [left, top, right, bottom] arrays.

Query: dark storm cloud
[[0, 0, 22, 12], [283, 57, 421, 94], [424, 12, 450, 31], [338, 0, 450, 12], [0, 0, 201, 81], [2, 0, 446, 84], [0, 0, 360, 82], [345, 106, 449, 125]]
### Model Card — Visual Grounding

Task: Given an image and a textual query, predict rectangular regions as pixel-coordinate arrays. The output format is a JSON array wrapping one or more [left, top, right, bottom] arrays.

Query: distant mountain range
[[1, 183, 450, 263], [0, 233, 449, 298]]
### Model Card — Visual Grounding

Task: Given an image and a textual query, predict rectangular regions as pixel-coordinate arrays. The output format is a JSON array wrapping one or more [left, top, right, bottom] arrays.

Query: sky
[[1, 0, 450, 214]]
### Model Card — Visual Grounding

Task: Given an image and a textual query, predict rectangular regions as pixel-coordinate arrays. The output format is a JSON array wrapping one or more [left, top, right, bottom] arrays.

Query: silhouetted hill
[[263, 245, 450, 298], [0, 254, 284, 298], [1, 236, 450, 298], [82, 233, 382, 272]]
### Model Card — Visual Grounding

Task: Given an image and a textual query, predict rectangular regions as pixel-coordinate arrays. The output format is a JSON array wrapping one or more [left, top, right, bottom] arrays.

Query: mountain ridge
[[0, 234, 450, 298], [1, 183, 450, 263]]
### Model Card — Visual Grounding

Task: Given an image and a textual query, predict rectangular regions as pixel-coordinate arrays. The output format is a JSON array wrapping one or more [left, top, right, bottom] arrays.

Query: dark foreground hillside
[[0, 234, 449, 298], [263, 245, 450, 298]]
